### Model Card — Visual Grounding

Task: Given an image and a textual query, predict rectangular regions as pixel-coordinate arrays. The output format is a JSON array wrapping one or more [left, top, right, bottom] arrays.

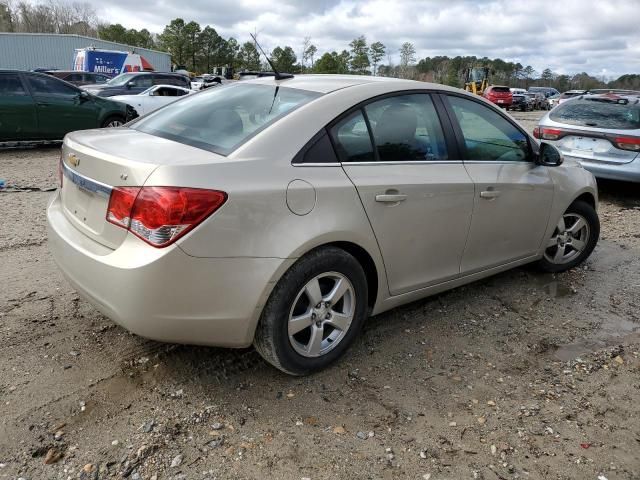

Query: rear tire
[[254, 247, 368, 375], [535, 201, 599, 273], [101, 115, 125, 128]]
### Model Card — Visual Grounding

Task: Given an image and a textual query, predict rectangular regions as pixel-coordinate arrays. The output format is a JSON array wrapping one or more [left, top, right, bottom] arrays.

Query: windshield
[[550, 98, 640, 129], [133, 83, 322, 155], [106, 73, 138, 86]]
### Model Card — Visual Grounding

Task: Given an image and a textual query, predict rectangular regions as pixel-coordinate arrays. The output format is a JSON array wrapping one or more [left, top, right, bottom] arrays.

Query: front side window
[[448, 96, 530, 162], [131, 76, 153, 88], [133, 83, 321, 155], [0, 74, 27, 96], [27, 75, 78, 96], [329, 110, 374, 162], [364, 94, 448, 161], [106, 73, 137, 86]]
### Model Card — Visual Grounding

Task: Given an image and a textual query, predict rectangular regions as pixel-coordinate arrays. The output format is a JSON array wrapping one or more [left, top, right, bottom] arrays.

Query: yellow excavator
[[463, 66, 490, 95]]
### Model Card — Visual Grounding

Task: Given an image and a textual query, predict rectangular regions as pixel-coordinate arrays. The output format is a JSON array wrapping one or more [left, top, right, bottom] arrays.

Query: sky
[[98, 0, 640, 78]]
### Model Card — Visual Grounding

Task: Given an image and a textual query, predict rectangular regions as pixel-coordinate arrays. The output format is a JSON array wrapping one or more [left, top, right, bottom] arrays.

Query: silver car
[[536, 93, 640, 182], [48, 75, 600, 375]]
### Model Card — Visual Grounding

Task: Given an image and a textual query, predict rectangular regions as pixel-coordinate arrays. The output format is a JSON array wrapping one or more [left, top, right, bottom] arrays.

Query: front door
[[0, 73, 37, 141], [25, 74, 99, 139], [331, 94, 475, 295], [443, 94, 554, 273]]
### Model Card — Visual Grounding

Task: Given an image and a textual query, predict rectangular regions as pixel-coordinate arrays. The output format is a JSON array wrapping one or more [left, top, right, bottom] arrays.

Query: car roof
[[245, 74, 460, 94]]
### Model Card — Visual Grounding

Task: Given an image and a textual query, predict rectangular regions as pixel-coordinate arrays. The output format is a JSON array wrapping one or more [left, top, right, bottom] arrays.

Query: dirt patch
[[1, 119, 639, 479]]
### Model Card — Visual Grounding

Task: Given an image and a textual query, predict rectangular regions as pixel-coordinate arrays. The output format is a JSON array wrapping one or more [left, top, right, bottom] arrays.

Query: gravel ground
[[1, 110, 639, 480]]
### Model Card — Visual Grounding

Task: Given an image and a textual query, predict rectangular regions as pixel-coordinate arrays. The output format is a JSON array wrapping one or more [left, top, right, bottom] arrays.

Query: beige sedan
[[47, 75, 600, 375]]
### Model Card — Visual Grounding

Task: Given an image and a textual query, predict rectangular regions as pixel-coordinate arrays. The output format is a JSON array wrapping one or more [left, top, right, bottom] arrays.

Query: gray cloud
[[98, 0, 639, 78]]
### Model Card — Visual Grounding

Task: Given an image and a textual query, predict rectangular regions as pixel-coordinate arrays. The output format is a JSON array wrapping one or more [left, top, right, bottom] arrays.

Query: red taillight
[[533, 127, 563, 140], [613, 136, 640, 152], [106, 186, 227, 247]]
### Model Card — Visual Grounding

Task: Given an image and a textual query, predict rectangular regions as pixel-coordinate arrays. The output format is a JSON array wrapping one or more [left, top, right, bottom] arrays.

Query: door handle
[[375, 193, 407, 203], [480, 190, 501, 199]]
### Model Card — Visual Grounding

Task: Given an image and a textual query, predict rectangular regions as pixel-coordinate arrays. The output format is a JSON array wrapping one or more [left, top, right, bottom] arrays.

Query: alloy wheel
[[288, 272, 356, 358], [106, 119, 124, 127], [544, 213, 591, 264]]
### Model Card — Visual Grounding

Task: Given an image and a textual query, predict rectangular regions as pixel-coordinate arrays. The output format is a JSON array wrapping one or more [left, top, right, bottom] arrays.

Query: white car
[[110, 85, 194, 116]]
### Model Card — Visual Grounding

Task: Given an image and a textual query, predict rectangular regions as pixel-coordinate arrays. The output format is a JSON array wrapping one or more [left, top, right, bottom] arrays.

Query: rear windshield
[[133, 83, 321, 155], [492, 87, 510, 93], [550, 99, 640, 129]]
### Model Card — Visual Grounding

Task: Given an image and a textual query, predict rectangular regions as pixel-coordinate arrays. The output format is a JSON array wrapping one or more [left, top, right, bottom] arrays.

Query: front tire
[[536, 201, 599, 273], [254, 247, 368, 375], [101, 115, 125, 128]]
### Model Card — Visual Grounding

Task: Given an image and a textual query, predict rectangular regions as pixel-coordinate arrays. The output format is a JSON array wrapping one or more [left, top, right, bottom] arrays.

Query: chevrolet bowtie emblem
[[68, 153, 80, 167]]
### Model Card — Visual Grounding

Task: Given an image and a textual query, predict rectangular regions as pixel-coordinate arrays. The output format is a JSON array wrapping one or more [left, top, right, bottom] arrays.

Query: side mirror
[[126, 81, 135, 89], [79, 90, 90, 101], [537, 143, 563, 167]]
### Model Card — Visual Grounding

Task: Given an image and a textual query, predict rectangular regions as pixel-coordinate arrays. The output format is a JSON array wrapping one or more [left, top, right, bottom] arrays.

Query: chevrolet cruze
[[47, 75, 600, 375]]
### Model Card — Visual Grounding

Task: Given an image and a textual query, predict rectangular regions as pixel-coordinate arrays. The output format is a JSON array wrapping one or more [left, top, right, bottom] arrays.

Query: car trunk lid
[[60, 128, 222, 250]]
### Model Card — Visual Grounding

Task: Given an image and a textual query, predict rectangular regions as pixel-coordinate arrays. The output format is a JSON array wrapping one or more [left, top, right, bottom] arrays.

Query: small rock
[[423, 474, 432, 480], [356, 431, 367, 440], [477, 416, 486, 425], [490, 444, 497, 456], [448, 421, 457, 427], [487, 400, 496, 406], [69, 351, 80, 356], [130, 473, 141, 480], [170, 454, 183, 468], [208, 437, 225, 448], [333, 426, 346, 434], [142, 419, 155, 433], [613, 356, 624, 365], [54, 430, 64, 441], [43, 447, 63, 464], [211, 422, 224, 430], [111, 440, 119, 446], [420, 451, 427, 459]]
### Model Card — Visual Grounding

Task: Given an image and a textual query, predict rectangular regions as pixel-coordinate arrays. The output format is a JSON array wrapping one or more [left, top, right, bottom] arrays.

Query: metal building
[[0, 33, 171, 72]]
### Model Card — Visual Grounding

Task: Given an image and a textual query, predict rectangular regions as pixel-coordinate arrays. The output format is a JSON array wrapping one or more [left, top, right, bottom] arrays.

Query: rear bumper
[[47, 192, 292, 347], [564, 155, 640, 183]]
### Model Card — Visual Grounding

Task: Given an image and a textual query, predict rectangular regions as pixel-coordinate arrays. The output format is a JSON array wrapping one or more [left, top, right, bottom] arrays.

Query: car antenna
[[250, 33, 294, 81]]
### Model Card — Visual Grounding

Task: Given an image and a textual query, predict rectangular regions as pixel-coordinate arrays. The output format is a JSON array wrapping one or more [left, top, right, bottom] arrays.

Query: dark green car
[[0, 70, 135, 142]]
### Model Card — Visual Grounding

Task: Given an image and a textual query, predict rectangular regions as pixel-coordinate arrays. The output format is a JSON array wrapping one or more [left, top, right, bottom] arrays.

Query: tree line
[[1, 0, 637, 91]]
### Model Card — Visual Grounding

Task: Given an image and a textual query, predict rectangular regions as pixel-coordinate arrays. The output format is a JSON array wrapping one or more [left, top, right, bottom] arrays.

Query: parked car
[[44, 70, 111, 87], [82, 72, 191, 97], [110, 84, 194, 116], [558, 90, 588, 105], [528, 86, 560, 98], [587, 89, 640, 96], [508, 93, 530, 111], [524, 92, 547, 110], [535, 93, 640, 182], [191, 75, 223, 90], [547, 93, 561, 109], [48, 76, 599, 375], [0, 70, 135, 142], [483, 85, 513, 108]]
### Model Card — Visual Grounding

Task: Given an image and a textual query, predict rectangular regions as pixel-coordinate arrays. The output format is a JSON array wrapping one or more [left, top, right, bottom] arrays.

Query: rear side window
[[27, 75, 78, 95], [133, 83, 321, 156], [364, 94, 448, 161], [0, 74, 27, 96], [448, 95, 530, 162], [550, 99, 640, 129], [329, 110, 375, 162]]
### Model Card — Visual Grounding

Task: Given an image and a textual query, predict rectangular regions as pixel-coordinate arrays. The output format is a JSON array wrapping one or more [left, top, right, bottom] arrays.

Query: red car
[[483, 85, 513, 108]]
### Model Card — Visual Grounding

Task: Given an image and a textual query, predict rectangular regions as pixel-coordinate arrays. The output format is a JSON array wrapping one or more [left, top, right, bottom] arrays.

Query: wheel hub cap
[[288, 272, 356, 358]]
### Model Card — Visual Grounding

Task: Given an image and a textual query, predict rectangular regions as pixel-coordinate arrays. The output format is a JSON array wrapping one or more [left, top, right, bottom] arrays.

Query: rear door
[[25, 73, 100, 139], [442, 94, 554, 273], [334, 93, 475, 295], [0, 72, 38, 141]]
